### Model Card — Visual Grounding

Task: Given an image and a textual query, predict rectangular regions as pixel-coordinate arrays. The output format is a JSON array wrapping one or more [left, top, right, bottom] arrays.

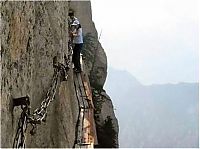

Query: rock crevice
[[1, 1, 118, 148]]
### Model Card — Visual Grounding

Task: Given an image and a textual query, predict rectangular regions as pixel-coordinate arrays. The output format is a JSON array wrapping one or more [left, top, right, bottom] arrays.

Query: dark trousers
[[72, 43, 83, 70]]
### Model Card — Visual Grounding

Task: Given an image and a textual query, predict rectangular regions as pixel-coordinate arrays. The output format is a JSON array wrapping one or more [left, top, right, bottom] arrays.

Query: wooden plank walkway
[[73, 55, 98, 148]]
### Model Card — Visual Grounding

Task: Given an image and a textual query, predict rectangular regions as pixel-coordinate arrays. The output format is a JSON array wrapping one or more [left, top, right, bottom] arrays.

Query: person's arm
[[72, 28, 81, 37]]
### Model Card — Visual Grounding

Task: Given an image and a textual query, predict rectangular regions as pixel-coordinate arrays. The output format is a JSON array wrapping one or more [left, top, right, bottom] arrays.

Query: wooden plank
[[81, 76, 94, 109], [74, 59, 98, 148], [82, 115, 90, 144], [78, 66, 94, 146], [80, 73, 98, 145], [79, 108, 84, 145], [77, 73, 89, 109], [76, 73, 91, 145], [80, 61, 98, 146], [73, 73, 84, 108], [73, 72, 85, 147]]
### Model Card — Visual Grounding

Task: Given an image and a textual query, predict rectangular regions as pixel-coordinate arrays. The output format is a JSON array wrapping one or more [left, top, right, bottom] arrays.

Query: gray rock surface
[[69, 1, 107, 88], [93, 90, 119, 147], [69, 1, 119, 147], [1, 1, 78, 147], [1, 1, 118, 148]]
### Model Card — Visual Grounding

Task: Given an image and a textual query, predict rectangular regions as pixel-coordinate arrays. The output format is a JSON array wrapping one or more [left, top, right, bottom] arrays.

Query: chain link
[[28, 61, 71, 131], [28, 68, 59, 125], [13, 24, 74, 148], [13, 105, 30, 148], [13, 56, 71, 148]]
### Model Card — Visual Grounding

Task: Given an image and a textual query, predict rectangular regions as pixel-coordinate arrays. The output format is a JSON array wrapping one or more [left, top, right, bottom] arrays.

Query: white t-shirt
[[73, 28, 83, 44], [68, 17, 79, 26]]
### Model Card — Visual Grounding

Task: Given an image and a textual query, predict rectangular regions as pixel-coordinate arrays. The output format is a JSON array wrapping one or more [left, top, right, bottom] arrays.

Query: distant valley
[[105, 67, 199, 148]]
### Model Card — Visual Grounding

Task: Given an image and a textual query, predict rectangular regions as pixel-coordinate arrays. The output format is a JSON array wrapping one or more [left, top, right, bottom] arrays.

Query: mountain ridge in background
[[105, 67, 199, 148]]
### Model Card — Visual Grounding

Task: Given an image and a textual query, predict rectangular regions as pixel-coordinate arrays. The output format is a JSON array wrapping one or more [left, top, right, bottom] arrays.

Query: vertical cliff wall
[[1, 1, 118, 148], [1, 1, 79, 147], [69, 1, 119, 147], [69, 1, 107, 89]]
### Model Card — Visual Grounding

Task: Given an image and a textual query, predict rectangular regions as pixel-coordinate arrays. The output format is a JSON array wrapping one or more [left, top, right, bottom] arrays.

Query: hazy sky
[[91, 0, 199, 85]]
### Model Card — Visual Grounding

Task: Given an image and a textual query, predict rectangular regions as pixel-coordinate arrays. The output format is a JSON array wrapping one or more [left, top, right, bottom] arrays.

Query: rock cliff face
[[1, 1, 118, 148], [1, 2, 78, 147], [69, 1, 118, 147], [69, 1, 107, 89]]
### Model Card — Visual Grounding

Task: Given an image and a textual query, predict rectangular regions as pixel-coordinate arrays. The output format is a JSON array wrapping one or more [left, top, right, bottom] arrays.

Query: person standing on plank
[[71, 20, 83, 73]]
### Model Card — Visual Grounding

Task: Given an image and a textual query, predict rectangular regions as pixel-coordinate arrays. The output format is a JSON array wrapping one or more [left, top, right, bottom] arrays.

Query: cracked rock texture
[[1, 1, 118, 148], [69, 1, 119, 147], [1, 1, 78, 147], [69, 1, 107, 89]]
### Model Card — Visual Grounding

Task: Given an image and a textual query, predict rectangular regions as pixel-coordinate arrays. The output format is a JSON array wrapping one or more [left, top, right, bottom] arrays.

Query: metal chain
[[28, 62, 71, 133], [28, 68, 59, 124], [13, 58, 71, 148], [13, 105, 30, 148], [28, 40, 73, 125], [13, 24, 74, 148]]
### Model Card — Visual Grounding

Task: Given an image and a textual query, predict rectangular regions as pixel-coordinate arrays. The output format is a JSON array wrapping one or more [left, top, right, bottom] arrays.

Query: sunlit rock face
[[1, 1, 78, 147], [69, 1, 107, 88], [69, 1, 119, 147], [1, 0, 118, 148]]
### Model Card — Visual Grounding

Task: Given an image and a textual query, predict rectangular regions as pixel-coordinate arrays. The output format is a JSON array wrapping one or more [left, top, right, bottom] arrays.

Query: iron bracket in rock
[[13, 96, 30, 107]]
